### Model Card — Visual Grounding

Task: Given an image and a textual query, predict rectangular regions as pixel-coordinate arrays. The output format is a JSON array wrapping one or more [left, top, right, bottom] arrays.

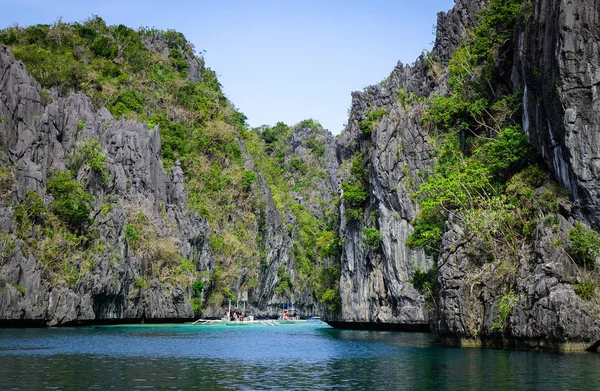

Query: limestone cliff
[[431, 0, 600, 351], [0, 46, 212, 325], [515, 0, 600, 226], [335, 78, 432, 327], [333, 0, 600, 351], [0, 20, 343, 324], [332, 0, 486, 328], [431, 0, 600, 350], [248, 122, 340, 317], [2, 1, 600, 350]]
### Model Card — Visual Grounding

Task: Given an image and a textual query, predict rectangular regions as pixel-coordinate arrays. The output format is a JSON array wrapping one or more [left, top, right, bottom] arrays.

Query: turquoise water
[[0, 322, 598, 390]]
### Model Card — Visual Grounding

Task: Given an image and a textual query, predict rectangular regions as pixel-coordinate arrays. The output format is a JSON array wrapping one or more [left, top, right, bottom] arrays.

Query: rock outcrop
[[332, 0, 485, 329], [197, 121, 340, 319], [252, 123, 340, 317], [515, 0, 600, 227], [0, 45, 211, 326], [252, 173, 297, 314], [336, 95, 431, 327], [429, 0, 600, 351], [434, 213, 600, 351], [430, 0, 600, 351], [434, 0, 487, 64], [332, 0, 600, 351]]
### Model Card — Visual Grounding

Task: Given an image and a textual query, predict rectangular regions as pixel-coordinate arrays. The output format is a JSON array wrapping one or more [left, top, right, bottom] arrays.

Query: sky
[[0, 0, 455, 134]]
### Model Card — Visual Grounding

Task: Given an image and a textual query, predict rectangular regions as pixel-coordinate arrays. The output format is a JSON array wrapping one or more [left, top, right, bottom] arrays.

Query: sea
[[0, 321, 598, 390]]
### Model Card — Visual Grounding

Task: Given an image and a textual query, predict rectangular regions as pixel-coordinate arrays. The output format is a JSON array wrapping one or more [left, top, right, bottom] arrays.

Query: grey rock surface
[[253, 174, 297, 314], [332, 0, 482, 327], [433, 214, 600, 350], [291, 123, 339, 200], [515, 0, 600, 228], [336, 98, 433, 325], [333, 0, 600, 350], [246, 123, 340, 318], [434, 0, 487, 64], [0, 45, 212, 326], [427, 0, 600, 350]]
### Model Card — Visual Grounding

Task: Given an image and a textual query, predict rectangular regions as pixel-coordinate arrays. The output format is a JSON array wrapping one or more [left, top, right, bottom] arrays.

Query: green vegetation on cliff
[[408, 0, 549, 260], [249, 120, 342, 309], [0, 19, 341, 312], [569, 223, 600, 267], [0, 18, 245, 307], [405, 0, 596, 317], [11, 182, 109, 288], [341, 153, 369, 221], [359, 109, 388, 136]]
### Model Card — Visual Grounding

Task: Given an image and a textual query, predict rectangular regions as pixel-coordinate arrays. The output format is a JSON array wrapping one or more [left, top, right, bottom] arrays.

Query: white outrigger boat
[[192, 299, 280, 326], [277, 303, 309, 324], [223, 318, 280, 326], [192, 317, 280, 326], [191, 300, 322, 326]]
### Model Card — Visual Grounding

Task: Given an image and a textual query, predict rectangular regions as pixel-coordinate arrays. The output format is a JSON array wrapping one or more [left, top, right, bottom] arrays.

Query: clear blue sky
[[1, 0, 454, 133]]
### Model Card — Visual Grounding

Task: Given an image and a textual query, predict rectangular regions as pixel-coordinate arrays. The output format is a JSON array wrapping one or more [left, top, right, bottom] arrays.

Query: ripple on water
[[0, 324, 599, 390]]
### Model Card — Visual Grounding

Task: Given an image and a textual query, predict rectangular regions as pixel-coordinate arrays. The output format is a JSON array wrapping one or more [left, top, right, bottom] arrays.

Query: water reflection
[[0, 324, 597, 390]]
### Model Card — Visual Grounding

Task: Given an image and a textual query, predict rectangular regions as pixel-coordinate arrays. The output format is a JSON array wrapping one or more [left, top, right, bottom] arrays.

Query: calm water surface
[[0, 322, 598, 390]]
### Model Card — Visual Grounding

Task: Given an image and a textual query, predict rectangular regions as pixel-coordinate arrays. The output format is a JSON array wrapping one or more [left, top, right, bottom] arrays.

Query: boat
[[223, 318, 257, 326], [191, 318, 223, 325], [277, 303, 308, 324], [191, 300, 318, 327], [220, 299, 281, 326], [278, 318, 308, 324]]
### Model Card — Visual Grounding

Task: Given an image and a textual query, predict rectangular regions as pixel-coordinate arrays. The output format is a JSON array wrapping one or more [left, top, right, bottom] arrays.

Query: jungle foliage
[[407, 0, 563, 265], [1, 18, 341, 311], [249, 120, 342, 309]]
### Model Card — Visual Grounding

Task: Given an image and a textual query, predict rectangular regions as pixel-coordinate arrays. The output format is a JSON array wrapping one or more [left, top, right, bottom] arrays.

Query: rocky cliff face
[[0, 46, 211, 325], [250, 171, 297, 315], [197, 121, 340, 319], [0, 30, 343, 324], [332, 0, 485, 328], [515, 0, 600, 227], [434, 0, 487, 64], [432, 0, 600, 351], [252, 123, 340, 317], [333, 0, 600, 351], [434, 211, 600, 351], [430, 0, 600, 350], [336, 86, 432, 326]]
